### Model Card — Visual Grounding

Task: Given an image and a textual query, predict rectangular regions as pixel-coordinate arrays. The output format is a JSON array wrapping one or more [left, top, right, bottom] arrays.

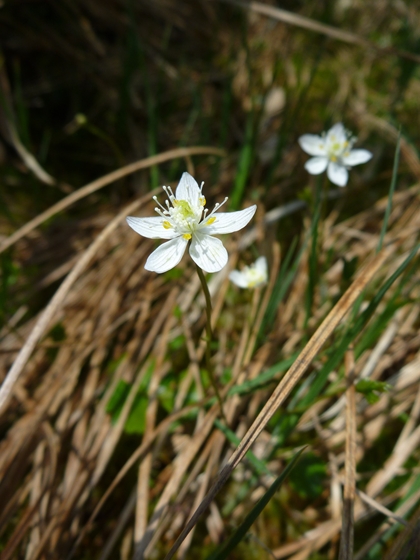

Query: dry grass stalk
[[338, 348, 356, 560], [226, 0, 420, 64]]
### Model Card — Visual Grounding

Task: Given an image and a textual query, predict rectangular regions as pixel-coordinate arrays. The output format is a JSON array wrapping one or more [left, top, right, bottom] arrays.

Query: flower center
[[245, 267, 265, 287], [173, 199, 196, 220], [326, 132, 354, 163], [153, 183, 227, 236]]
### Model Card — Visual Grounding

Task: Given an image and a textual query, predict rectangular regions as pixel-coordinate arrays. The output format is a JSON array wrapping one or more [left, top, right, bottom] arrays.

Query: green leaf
[[125, 393, 148, 434], [356, 380, 391, 404], [289, 453, 326, 499], [106, 380, 130, 418]]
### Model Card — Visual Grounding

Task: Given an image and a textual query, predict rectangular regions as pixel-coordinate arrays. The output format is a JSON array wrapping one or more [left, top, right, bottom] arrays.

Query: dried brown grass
[[0, 163, 419, 558]]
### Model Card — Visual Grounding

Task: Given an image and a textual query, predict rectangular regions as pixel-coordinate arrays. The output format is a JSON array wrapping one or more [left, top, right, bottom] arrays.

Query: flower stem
[[305, 173, 324, 328], [195, 265, 227, 423]]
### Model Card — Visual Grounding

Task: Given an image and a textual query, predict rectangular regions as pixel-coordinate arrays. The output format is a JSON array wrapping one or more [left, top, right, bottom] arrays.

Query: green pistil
[[173, 199, 195, 219]]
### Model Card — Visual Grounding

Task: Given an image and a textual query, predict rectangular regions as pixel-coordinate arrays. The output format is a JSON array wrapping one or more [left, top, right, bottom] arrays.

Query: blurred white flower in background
[[299, 122, 372, 187], [229, 256, 268, 289], [127, 172, 257, 274]]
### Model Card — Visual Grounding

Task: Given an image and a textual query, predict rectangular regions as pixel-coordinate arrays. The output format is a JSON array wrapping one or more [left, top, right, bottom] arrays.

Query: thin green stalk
[[195, 265, 227, 423], [378, 130, 401, 252], [305, 173, 324, 328]]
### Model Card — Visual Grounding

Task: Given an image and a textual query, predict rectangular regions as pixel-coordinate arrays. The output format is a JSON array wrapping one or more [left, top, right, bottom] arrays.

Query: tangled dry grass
[[0, 159, 420, 558]]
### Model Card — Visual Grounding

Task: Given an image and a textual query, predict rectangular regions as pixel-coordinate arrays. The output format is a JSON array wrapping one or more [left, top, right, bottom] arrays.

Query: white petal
[[144, 236, 188, 273], [327, 161, 348, 187], [255, 256, 268, 276], [189, 233, 228, 273], [342, 149, 372, 166], [201, 205, 257, 235], [304, 156, 328, 175], [175, 172, 201, 206], [327, 122, 346, 142], [298, 134, 326, 156], [229, 270, 249, 288], [126, 216, 177, 239]]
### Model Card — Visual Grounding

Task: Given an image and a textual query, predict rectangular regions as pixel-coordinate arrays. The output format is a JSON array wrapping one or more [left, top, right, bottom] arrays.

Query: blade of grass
[[305, 173, 324, 328], [205, 447, 305, 560], [260, 235, 302, 334], [338, 348, 356, 560], [227, 354, 298, 397], [378, 131, 401, 252], [214, 419, 273, 478], [230, 109, 255, 210]]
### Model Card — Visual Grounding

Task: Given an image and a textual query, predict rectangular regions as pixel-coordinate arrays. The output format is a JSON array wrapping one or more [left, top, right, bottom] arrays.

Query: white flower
[[229, 256, 268, 289], [299, 122, 372, 187], [127, 172, 257, 274]]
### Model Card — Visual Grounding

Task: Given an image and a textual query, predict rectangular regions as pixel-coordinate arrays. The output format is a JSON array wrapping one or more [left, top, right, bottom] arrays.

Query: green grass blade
[[229, 110, 255, 210], [378, 131, 401, 252], [305, 173, 324, 328], [214, 419, 273, 478], [206, 448, 305, 560], [260, 235, 303, 335], [227, 354, 298, 397]]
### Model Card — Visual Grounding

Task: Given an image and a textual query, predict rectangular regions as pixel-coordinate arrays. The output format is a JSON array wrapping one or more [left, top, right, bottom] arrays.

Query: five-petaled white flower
[[229, 256, 268, 289], [299, 122, 372, 187], [126, 172, 257, 274]]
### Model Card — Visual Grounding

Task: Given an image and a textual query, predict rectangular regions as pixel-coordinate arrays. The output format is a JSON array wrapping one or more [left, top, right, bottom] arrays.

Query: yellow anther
[[206, 217, 216, 225], [330, 155, 337, 162], [163, 220, 172, 229], [183, 233, 192, 240], [199, 196, 206, 206]]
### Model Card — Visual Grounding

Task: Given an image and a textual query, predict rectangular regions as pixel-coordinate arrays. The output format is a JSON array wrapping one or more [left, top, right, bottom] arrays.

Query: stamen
[[205, 197, 228, 221], [153, 196, 167, 213], [162, 185, 175, 202], [154, 208, 167, 219]]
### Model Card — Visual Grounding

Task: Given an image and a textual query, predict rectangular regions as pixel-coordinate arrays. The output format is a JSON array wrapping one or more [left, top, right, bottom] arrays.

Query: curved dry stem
[[223, 0, 420, 64], [0, 146, 225, 255]]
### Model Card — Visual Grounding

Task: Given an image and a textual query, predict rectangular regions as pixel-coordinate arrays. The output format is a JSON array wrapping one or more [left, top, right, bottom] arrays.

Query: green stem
[[195, 265, 227, 423], [305, 173, 324, 329]]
